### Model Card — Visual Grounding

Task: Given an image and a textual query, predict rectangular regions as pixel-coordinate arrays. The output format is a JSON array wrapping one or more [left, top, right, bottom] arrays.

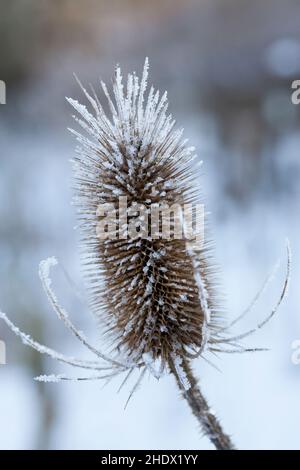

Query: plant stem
[[170, 358, 236, 450]]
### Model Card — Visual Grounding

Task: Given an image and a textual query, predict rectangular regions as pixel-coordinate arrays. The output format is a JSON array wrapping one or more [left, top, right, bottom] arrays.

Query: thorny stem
[[170, 358, 236, 450]]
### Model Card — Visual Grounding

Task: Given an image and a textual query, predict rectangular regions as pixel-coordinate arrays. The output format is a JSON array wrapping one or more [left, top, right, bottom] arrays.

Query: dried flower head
[[68, 58, 220, 377], [0, 59, 291, 449]]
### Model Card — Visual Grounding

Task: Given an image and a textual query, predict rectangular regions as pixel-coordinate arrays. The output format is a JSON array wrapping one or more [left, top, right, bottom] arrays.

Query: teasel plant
[[0, 59, 291, 450]]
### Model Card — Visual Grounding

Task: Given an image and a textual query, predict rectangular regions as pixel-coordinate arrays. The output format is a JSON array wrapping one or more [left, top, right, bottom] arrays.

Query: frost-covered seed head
[[68, 59, 221, 372]]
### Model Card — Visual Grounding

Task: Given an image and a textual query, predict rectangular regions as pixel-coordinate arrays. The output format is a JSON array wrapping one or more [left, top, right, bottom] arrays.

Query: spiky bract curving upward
[[68, 58, 221, 372]]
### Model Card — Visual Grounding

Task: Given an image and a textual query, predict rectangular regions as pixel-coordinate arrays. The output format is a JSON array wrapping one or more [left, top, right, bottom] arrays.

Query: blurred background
[[0, 0, 300, 450]]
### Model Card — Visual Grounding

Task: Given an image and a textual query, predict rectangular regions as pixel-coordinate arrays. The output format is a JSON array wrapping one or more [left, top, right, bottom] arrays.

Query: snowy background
[[0, 0, 300, 450]]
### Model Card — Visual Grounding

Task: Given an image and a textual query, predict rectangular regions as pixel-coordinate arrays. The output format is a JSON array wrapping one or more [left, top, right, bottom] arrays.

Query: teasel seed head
[[67, 58, 222, 380]]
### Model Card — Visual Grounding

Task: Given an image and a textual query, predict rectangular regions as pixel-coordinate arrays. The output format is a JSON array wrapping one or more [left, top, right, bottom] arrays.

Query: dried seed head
[[68, 59, 221, 373]]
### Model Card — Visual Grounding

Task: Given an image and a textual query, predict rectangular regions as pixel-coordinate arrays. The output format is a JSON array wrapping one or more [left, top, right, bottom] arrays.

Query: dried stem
[[170, 358, 236, 450]]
